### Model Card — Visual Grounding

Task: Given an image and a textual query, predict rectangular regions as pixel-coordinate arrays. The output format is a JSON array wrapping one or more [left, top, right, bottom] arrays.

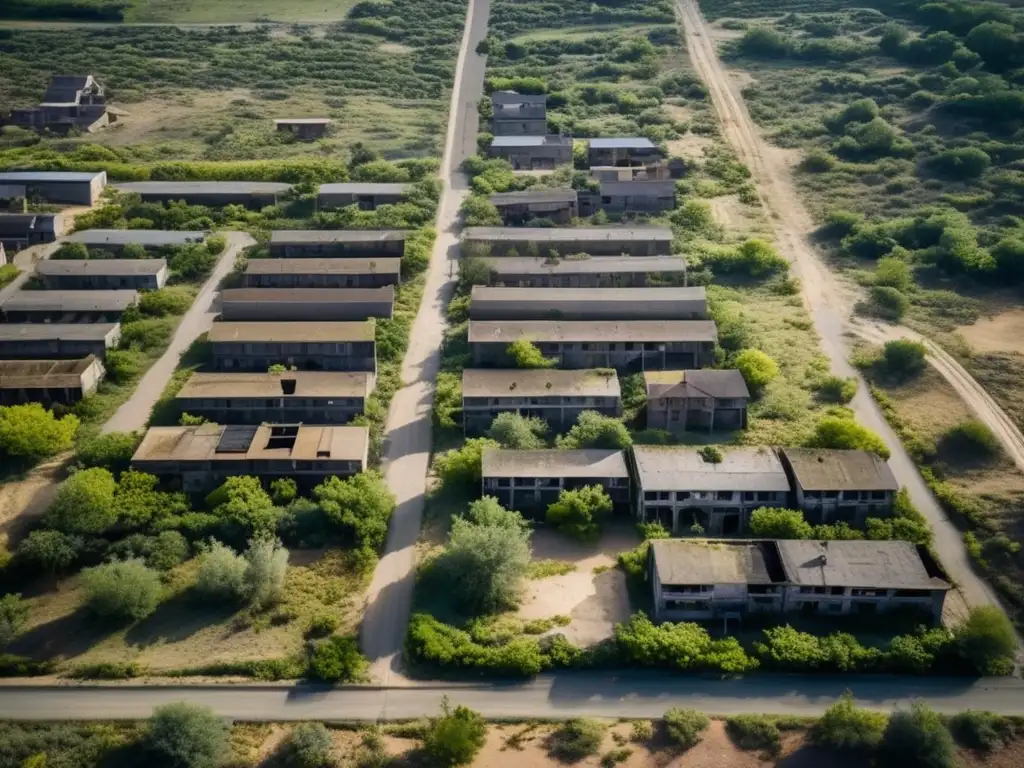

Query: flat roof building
[[175, 371, 375, 426], [491, 91, 547, 136], [461, 368, 621, 434], [131, 423, 369, 493], [489, 189, 578, 224], [0, 171, 106, 205], [208, 321, 376, 373], [219, 287, 394, 322], [269, 230, 406, 259], [486, 255, 687, 288], [116, 181, 290, 209], [463, 226, 673, 257], [481, 448, 630, 514], [317, 183, 411, 211], [63, 229, 207, 253], [243, 257, 402, 289], [596, 180, 676, 214], [587, 138, 662, 168], [0, 322, 120, 359], [488, 135, 573, 171], [469, 319, 717, 370], [0, 355, 104, 406], [0, 290, 138, 323], [779, 448, 899, 525], [469, 286, 706, 321], [36, 258, 168, 291], [0, 212, 70, 250]]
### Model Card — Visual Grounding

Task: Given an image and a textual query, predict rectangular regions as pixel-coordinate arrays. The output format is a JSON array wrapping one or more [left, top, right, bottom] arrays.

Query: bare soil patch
[[667, 133, 715, 160], [959, 309, 1024, 355], [0, 451, 69, 548], [380, 42, 414, 54], [709, 193, 762, 237], [729, 70, 757, 90]]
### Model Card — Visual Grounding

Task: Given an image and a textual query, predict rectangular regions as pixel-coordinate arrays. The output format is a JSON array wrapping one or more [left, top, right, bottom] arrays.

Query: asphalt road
[[101, 231, 254, 434], [1, 674, 1023, 720], [359, 0, 490, 683]]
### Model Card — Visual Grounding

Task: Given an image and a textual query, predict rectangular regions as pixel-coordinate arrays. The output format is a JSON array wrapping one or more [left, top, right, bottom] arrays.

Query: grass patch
[[527, 559, 577, 579]]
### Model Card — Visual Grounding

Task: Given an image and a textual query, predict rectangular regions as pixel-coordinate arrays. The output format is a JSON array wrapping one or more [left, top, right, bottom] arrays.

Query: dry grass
[[127, 0, 362, 24]]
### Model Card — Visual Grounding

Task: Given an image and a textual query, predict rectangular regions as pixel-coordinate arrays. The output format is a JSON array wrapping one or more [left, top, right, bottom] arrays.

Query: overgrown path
[[359, 0, 490, 684], [676, 0, 1011, 625], [101, 231, 254, 434]]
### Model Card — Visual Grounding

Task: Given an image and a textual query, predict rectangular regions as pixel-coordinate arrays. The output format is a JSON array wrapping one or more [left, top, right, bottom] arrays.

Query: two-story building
[[243, 258, 401, 289], [8, 76, 113, 134], [0, 355, 105, 406], [36, 259, 169, 291], [488, 189, 578, 224], [632, 445, 790, 535], [469, 319, 717, 371], [587, 138, 662, 168], [174, 371, 375, 425], [488, 136, 574, 170], [208, 321, 377, 373], [62, 229, 208, 255], [468, 286, 706, 322], [116, 181, 290, 209], [491, 91, 548, 136], [269, 230, 406, 259], [779, 448, 898, 525], [480, 448, 630, 516], [463, 226, 674, 258], [0, 290, 138, 323], [316, 183, 411, 211], [219, 287, 394, 322], [461, 368, 621, 434], [596, 180, 676, 214], [485, 255, 687, 288], [644, 369, 750, 434], [0, 323, 121, 359], [131, 423, 369, 494]]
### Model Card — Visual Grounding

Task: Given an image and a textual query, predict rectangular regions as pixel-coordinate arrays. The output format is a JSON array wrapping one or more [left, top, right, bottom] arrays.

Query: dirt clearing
[[958, 309, 1024, 355]]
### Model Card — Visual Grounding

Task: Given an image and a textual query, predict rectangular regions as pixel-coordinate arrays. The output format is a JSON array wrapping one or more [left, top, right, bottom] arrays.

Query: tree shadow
[[776, 744, 870, 768], [8, 606, 122, 661], [124, 591, 239, 648]]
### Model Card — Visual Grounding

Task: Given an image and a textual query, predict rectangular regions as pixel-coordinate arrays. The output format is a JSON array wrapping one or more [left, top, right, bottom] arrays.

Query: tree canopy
[[0, 403, 79, 462], [546, 485, 614, 540], [47, 468, 118, 535], [312, 470, 395, 552], [809, 415, 891, 459], [556, 411, 632, 450]]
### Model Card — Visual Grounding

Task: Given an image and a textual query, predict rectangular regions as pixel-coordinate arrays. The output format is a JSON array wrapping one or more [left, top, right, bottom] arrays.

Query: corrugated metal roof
[[0, 171, 105, 183], [462, 368, 620, 398], [208, 321, 375, 343], [588, 138, 657, 149], [37, 259, 167, 276], [468, 319, 717, 343], [482, 448, 628, 478], [64, 229, 207, 246], [318, 183, 410, 195], [780, 448, 898, 492], [777, 540, 950, 590], [464, 226, 673, 242], [632, 445, 789, 492]]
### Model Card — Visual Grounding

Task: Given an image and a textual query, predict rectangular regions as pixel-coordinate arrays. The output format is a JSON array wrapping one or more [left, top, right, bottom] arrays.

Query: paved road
[[1, 674, 1023, 720], [360, 0, 490, 683], [677, 0, 1010, 631], [101, 232, 254, 434]]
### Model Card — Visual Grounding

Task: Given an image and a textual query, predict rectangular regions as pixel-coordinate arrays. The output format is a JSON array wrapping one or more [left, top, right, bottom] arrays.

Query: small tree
[[80, 558, 162, 621], [465, 496, 529, 531], [749, 507, 812, 539], [433, 438, 500, 488], [955, 606, 1017, 676], [878, 701, 955, 768], [812, 691, 887, 751], [0, 594, 29, 648], [882, 339, 927, 379], [54, 242, 89, 260], [147, 702, 231, 768], [48, 467, 118, 534], [698, 445, 723, 464], [194, 541, 248, 603], [734, 349, 779, 392], [313, 470, 395, 552], [663, 708, 710, 750], [817, 376, 858, 404], [270, 478, 298, 506], [939, 420, 1000, 461], [557, 411, 632, 450], [486, 411, 548, 449], [242, 537, 289, 611], [422, 698, 487, 767], [868, 285, 909, 320], [875, 256, 912, 292], [17, 530, 81, 575], [549, 719, 606, 762], [307, 635, 367, 682], [278, 722, 334, 768], [75, 431, 140, 473], [206, 475, 280, 536], [546, 485, 614, 540], [507, 339, 556, 369], [0, 403, 79, 461], [809, 415, 891, 459]]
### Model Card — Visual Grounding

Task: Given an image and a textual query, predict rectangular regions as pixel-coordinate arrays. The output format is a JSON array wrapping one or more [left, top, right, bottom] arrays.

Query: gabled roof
[[482, 448, 628, 478], [780, 448, 898, 492], [776, 540, 950, 590], [632, 445, 789, 492], [462, 368, 620, 398], [644, 369, 750, 401]]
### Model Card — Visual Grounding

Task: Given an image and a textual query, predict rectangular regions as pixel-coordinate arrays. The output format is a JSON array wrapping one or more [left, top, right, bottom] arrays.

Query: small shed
[[274, 118, 331, 140]]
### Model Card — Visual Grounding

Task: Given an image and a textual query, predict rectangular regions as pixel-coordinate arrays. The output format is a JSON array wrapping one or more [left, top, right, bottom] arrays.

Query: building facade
[[461, 368, 621, 434], [486, 255, 687, 288], [115, 181, 290, 208], [779, 448, 898, 525], [463, 226, 673, 257], [208, 321, 377, 373], [489, 189, 578, 224], [644, 369, 750, 434], [632, 445, 790, 535], [0, 171, 106, 206], [0, 323, 120, 359], [587, 138, 662, 167], [488, 136, 573, 170], [7, 76, 113, 134], [468, 286, 706, 322], [0, 213, 70, 250], [36, 259, 169, 291], [317, 183, 411, 211], [596, 180, 676, 214], [269, 230, 406, 259], [242, 258, 402, 289], [0, 290, 138, 323], [491, 91, 548, 136], [0, 355, 104, 406], [219, 287, 394, 321]]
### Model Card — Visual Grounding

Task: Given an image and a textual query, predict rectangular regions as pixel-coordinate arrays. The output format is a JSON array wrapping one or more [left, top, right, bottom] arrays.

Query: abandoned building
[[0, 290, 138, 323], [7, 76, 114, 134], [461, 368, 621, 434], [269, 230, 406, 259], [481, 448, 630, 515], [632, 445, 790, 535], [208, 321, 377, 373], [0, 355, 104, 406], [0, 212, 70, 250], [491, 91, 548, 136], [116, 181, 290, 209], [779, 448, 899, 525], [644, 369, 751, 434], [36, 259, 169, 291], [488, 189, 578, 224], [0, 323, 121, 359], [469, 319, 717, 370], [488, 135, 573, 170], [131, 423, 369, 494], [593, 180, 676, 214], [485, 255, 687, 288], [462, 226, 673, 257], [317, 183, 411, 211], [0, 171, 106, 206], [243, 258, 401, 289], [63, 229, 207, 254], [468, 286, 706, 322], [174, 371, 375, 426], [274, 118, 331, 140], [589, 161, 683, 182], [219, 287, 394, 322], [648, 538, 950, 623], [587, 137, 662, 167]]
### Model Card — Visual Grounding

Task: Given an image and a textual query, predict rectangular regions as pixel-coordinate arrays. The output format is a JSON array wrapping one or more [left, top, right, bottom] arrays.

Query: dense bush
[[47, 468, 117, 534], [557, 411, 632, 450], [507, 339, 557, 369], [241, 537, 289, 611], [725, 715, 782, 757], [874, 256, 913, 293], [548, 719, 606, 762], [939, 420, 1000, 461], [546, 485, 613, 541], [817, 376, 858, 404], [663, 708, 710, 750], [927, 147, 991, 179], [433, 438, 500, 488], [867, 285, 910, 321], [0, 594, 29, 649], [312, 470, 395, 554], [614, 613, 757, 673], [194, 541, 247, 603], [808, 415, 890, 459], [0, 403, 78, 462], [812, 692, 887, 751], [948, 710, 1015, 751], [207, 476, 280, 536], [307, 636, 367, 683], [487, 412, 548, 449], [80, 558, 162, 621], [278, 723, 334, 768], [734, 349, 779, 392], [882, 339, 928, 379], [16, 530, 81, 575], [405, 613, 550, 676], [74, 431, 140, 474], [749, 507, 813, 539], [147, 702, 231, 768], [421, 699, 488, 767], [955, 606, 1017, 676], [878, 702, 956, 768]]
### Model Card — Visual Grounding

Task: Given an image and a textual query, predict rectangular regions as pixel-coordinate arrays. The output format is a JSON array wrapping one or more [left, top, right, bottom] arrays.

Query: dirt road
[[101, 231, 253, 434], [359, 0, 490, 684], [676, 0, 1011, 622]]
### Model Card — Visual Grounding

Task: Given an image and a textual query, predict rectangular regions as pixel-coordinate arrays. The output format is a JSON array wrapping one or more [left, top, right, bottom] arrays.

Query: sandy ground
[[667, 133, 715, 160], [709, 194, 761, 236], [0, 452, 69, 549], [517, 527, 639, 645], [958, 309, 1024, 355]]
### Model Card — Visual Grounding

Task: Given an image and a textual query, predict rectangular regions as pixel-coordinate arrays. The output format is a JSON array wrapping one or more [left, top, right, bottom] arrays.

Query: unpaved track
[[360, 0, 490, 685], [676, 0, 1014, 626]]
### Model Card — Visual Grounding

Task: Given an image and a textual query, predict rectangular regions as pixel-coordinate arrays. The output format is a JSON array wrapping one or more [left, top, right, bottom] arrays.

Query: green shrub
[[882, 339, 928, 379], [0, 594, 29, 649], [928, 147, 991, 179], [867, 285, 909, 320], [80, 558, 162, 621], [0, 403, 79, 462], [507, 339, 557, 369], [875, 256, 913, 292], [270, 477, 297, 506], [67, 661, 146, 680], [878, 702, 955, 768], [556, 411, 632, 450], [421, 698, 487, 766], [749, 507, 812, 539], [194, 541, 247, 603], [147, 702, 231, 768], [313, 470, 395, 552], [948, 710, 1014, 751], [734, 349, 779, 391], [955, 606, 1017, 676], [698, 445, 723, 463], [433, 438, 500, 488], [817, 376, 858, 404], [740, 26, 793, 58], [663, 708, 709, 750], [74, 431, 140, 473], [306, 614, 340, 638], [47, 467, 117, 534], [139, 288, 193, 317], [205, 234, 227, 255], [812, 692, 887, 751], [307, 635, 367, 682], [808, 415, 890, 459], [546, 485, 613, 541], [241, 537, 289, 611], [725, 715, 782, 757], [549, 719, 606, 762], [487, 411, 548, 449], [279, 722, 334, 768], [17, 530, 81, 575], [615, 613, 757, 673], [939, 420, 1000, 461]]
